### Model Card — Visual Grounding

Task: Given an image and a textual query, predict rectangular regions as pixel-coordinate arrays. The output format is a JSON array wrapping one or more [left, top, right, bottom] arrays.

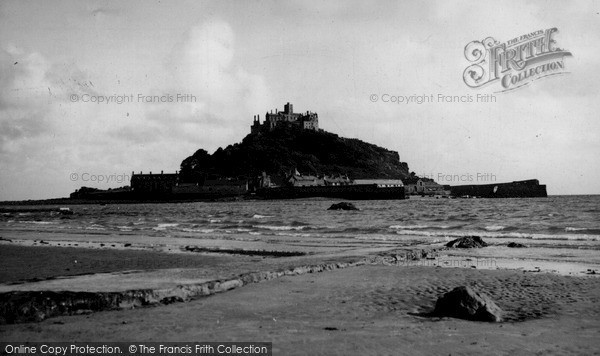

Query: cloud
[[125, 19, 270, 151], [0, 46, 54, 152], [1, 19, 271, 199]]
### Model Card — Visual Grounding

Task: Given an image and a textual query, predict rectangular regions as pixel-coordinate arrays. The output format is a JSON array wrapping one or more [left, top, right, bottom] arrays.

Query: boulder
[[58, 207, 73, 215], [507, 242, 527, 248], [327, 202, 359, 211], [433, 286, 503, 322], [445, 236, 487, 248]]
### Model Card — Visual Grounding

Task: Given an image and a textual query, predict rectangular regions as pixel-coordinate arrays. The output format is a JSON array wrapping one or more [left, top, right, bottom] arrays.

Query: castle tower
[[251, 114, 262, 134], [284, 102, 293, 114]]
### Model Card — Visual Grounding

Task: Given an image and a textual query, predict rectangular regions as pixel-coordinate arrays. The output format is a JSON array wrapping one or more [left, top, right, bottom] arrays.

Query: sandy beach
[[1, 237, 599, 355]]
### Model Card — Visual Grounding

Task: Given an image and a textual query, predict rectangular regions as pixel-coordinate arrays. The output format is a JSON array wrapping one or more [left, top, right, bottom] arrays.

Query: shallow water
[[1, 195, 599, 265]]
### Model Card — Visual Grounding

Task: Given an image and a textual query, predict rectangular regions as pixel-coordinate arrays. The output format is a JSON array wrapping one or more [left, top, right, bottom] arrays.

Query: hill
[[179, 125, 410, 182]]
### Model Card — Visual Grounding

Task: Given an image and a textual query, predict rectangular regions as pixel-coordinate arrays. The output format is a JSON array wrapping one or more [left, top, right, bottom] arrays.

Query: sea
[[1, 195, 599, 271]]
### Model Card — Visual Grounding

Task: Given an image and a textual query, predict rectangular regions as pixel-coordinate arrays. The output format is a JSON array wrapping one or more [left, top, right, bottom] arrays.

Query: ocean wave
[[85, 224, 106, 230], [321, 226, 382, 234], [392, 229, 600, 241], [18, 221, 57, 225], [389, 225, 431, 229], [355, 235, 449, 243], [253, 225, 309, 231], [252, 214, 273, 219], [275, 232, 313, 237], [152, 223, 180, 231], [389, 224, 452, 230], [564, 227, 600, 234], [220, 228, 253, 234], [484, 225, 506, 231], [181, 228, 215, 234]]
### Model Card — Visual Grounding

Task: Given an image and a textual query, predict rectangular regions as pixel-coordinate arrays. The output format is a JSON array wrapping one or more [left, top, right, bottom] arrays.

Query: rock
[[328, 202, 359, 211], [58, 207, 73, 215], [507, 242, 526, 248], [433, 286, 503, 322], [445, 236, 487, 248]]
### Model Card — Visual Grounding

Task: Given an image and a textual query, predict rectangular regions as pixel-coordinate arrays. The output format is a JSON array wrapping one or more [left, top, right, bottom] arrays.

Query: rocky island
[[65, 102, 546, 202]]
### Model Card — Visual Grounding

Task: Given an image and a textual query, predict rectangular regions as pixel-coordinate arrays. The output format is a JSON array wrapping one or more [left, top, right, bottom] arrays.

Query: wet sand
[[1, 236, 599, 354], [0, 244, 243, 283], [1, 265, 599, 355]]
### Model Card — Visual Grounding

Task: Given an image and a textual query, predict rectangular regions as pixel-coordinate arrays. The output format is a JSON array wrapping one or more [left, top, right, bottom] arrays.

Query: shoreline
[[1, 238, 599, 354], [2, 229, 600, 277], [1, 238, 599, 321], [1, 260, 599, 354]]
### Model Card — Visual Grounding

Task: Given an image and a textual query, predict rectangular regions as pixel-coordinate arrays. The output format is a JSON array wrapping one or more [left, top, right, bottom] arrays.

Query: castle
[[251, 102, 319, 134]]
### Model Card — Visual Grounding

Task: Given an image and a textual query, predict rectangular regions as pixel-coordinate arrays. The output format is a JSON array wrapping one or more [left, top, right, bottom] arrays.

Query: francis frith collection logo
[[463, 28, 572, 92]]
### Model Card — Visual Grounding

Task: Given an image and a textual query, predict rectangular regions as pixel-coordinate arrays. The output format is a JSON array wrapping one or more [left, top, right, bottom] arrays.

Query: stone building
[[353, 179, 404, 188], [251, 102, 319, 134], [132, 171, 248, 197], [130, 171, 178, 194], [404, 177, 445, 195], [287, 169, 324, 187]]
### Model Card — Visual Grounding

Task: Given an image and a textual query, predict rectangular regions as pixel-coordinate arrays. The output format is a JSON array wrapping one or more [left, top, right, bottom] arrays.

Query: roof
[[290, 175, 321, 182], [353, 179, 404, 186], [403, 177, 421, 184], [131, 173, 178, 180], [422, 181, 443, 186], [325, 177, 350, 182]]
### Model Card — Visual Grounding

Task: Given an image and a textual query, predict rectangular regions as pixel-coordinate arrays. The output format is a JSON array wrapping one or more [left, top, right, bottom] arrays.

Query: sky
[[0, 0, 599, 200]]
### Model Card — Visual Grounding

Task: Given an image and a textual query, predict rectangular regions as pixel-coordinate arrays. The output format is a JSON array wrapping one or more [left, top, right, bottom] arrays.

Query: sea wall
[[450, 179, 547, 198], [256, 185, 405, 200]]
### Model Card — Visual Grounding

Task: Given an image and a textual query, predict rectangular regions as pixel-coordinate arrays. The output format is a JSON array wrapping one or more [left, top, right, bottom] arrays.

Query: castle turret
[[251, 115, 262, 134]]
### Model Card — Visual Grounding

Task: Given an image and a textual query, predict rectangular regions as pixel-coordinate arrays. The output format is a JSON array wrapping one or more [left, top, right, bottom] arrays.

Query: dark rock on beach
[[445, 236, 487, 248], [507, 242, 527, 248], [433, 286, 503, 322], [58, 207, 73, 215], [328, 202, 359, 211]]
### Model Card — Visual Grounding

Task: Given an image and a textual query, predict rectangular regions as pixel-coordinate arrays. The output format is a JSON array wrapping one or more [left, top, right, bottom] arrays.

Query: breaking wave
[[392, 229, 600, 241], [253, 225, 309, 231]]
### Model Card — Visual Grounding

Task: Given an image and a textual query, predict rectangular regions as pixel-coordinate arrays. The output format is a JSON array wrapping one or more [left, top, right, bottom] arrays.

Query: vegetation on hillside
[[179, 124, 410, 182]]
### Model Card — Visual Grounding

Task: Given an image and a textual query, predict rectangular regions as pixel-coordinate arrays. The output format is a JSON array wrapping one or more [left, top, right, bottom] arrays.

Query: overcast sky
[[1, 0, 599, 200]]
